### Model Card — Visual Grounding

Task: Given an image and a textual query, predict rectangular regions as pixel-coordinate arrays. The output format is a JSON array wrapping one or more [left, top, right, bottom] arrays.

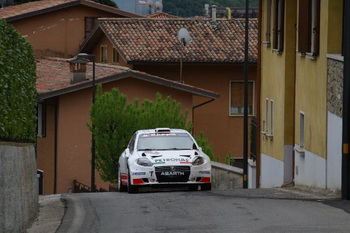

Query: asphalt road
[[56, 188, 350, 233]]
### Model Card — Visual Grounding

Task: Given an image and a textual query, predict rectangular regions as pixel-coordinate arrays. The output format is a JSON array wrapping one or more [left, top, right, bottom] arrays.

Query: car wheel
[[118, 168, 127, 192], [201, 183, 211, 191], [127, 171, 138, 194]]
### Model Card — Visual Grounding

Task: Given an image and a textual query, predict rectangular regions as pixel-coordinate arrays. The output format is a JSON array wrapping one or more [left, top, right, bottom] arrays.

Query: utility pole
[[342, 0, 350, 200], [243, 0, 249, 189]]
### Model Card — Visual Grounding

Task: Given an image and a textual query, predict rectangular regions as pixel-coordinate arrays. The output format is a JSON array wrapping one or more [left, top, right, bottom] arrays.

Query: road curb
[[26, 194, 65, 233]]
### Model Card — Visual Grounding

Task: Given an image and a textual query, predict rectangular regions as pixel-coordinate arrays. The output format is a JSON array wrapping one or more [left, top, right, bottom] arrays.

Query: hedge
[[0, 19, 37, 143]]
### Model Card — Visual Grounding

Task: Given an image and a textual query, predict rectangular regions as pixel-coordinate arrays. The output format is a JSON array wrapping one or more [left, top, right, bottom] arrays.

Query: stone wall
[[211, 161, 243, 190], [327, 56, 343, 118], [0, 143, 38, 233]]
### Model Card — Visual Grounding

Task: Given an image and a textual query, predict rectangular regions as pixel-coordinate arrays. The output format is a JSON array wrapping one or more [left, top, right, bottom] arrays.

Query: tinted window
[[137, 133, 196, 151]]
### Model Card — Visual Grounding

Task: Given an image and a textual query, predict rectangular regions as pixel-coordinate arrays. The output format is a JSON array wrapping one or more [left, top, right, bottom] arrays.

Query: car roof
[[136, 128, 189, 135]]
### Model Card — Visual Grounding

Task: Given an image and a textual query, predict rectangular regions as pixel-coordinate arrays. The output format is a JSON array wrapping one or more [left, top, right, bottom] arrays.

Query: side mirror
[[124, 148, 130, 157]]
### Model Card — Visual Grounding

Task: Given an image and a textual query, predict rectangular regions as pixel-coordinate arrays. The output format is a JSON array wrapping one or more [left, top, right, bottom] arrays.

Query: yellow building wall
[[260, 0, 296, 162], [295, 0, 342, 160]]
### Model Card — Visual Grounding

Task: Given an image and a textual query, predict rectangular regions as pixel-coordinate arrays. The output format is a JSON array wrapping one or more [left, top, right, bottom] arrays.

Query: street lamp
[[76, 53, 96, 192]]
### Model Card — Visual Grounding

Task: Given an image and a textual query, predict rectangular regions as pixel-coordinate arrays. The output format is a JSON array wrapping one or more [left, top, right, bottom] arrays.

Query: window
[[84, 17, 98, 39], [273, 0, 285, 53], [265, 98, 269, 132], [229, 81, 254, 116], [298, 0, 320, 56], [270, 100, 274, 135], [113, 48, 119, 64], [100, 45, 108, 63], [37, 103, 46, 137], [264, 0, 272, 46], [300, 112, 305, 148]]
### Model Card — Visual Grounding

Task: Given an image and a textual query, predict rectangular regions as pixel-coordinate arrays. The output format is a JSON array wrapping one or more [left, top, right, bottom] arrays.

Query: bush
[[89, 86, 193, 183], [194, 131, 214, 160], [0, 19, 37, 143]]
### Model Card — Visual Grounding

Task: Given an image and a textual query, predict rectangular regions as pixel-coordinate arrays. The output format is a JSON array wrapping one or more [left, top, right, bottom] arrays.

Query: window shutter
[[266, 0, 272, 42], [273, 0, 285, 52], [311, 0, 320, 55], [277, 0, 285, 52], [298, 0, 311, 53], [273, 0, 278, 49]]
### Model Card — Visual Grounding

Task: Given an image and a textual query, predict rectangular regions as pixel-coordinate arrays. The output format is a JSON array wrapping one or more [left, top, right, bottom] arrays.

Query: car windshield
[[137, 133, 196, 151]]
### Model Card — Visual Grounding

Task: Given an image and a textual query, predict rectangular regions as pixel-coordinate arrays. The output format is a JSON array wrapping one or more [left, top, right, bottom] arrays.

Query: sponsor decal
[[154, 158, 189, 163], [153, 162, 166, 165], [199, 171, 211, 174], [132, 172, 146, 176], [161, 171, 185, 176]]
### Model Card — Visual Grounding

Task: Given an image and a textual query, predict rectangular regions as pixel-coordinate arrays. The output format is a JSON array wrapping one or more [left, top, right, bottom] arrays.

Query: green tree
[[0, 19, 37, 143], [89, 86, 213, 183]]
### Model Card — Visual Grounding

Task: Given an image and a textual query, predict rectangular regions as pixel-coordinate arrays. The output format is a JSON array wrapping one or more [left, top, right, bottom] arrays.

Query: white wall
[[327, 112, 342, 190], [294, 149, 326, 188], [284, 145, 294, 183], [260, 153, 284, 188]]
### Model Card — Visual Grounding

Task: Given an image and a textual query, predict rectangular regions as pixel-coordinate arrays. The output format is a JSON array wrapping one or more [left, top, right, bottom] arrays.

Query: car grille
[[155, 166, 190, 183]]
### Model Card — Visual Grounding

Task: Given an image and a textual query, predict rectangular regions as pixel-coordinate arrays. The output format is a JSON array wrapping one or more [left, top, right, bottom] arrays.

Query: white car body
[[118, 128, 211, 193]]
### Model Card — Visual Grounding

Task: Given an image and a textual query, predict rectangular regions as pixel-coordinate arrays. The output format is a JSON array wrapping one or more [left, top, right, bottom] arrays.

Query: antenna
[[178, 28, 192, 46], [155, 1, 163, 12], [177, 28, 191, 82]]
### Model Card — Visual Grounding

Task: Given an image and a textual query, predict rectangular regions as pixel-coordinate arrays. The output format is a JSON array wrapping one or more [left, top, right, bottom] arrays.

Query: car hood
[[136, 150, 201, 165]]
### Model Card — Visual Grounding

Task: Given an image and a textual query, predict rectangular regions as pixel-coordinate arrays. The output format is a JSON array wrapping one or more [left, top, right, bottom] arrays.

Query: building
[[79, 17, 259, 164], [259, 0, 343, 190], [36, 57, 219, 194], [0, 0, 143, 58]]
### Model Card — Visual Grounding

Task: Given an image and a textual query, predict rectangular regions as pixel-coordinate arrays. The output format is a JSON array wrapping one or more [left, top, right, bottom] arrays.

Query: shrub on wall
[[0, 19, 37, 143]]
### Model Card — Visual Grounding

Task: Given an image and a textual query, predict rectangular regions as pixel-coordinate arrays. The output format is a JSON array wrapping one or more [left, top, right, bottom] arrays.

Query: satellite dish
[[147, 0, 154, 8], [178, 28, 191, 46], [155, 1, 163, 12]]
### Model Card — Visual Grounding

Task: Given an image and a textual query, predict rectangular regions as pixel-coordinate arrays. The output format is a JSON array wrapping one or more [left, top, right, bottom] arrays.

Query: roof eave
[[5, 1, 80, 22], [38, 70, 219, 101]]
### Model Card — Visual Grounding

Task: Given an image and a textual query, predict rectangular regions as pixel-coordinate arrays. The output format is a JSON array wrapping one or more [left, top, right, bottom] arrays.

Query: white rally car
[[118, 128, 211, 193]]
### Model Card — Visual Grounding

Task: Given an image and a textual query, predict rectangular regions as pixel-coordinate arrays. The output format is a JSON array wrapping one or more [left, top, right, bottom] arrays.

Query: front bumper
[[126, 163, 211, 186]]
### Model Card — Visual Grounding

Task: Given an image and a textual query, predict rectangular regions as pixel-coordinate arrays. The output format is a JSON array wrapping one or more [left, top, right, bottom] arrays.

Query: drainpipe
[[53, 104, 58, 194], [192, 99, 215, 135]]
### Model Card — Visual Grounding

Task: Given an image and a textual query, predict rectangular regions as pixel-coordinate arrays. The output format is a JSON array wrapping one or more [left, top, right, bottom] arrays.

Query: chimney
[[69, 59, 88, 84], [211, 5, 217, 27]]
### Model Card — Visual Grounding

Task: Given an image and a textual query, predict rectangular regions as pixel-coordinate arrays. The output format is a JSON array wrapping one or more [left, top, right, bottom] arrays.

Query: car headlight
[[192, 156, 205, 166], [137, 158, 153, 166]]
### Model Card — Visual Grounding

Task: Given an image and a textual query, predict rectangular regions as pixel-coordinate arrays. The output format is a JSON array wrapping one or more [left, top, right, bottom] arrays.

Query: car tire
[[118, 168, 127, 192], [201, 183, 211, 191], [127, 171, 138, 194]]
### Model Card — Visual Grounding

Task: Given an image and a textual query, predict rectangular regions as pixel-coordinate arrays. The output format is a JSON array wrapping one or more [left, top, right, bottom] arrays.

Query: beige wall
[[37, 104, 57, 194], [10, 5, 126, 58], [37, 77, 194, 194]]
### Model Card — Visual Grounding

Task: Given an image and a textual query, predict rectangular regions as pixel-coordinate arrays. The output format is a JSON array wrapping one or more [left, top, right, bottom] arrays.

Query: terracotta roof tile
[[36, 57, 219, 100], [97, 18, 258, 63], [147, 12, 179, 19], [0, 0, 142, 21]]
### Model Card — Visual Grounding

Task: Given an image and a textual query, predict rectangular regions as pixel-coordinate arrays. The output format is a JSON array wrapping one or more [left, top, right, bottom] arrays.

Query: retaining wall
[[211, 161, 243, 190], [0, 143, 38, 233]]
